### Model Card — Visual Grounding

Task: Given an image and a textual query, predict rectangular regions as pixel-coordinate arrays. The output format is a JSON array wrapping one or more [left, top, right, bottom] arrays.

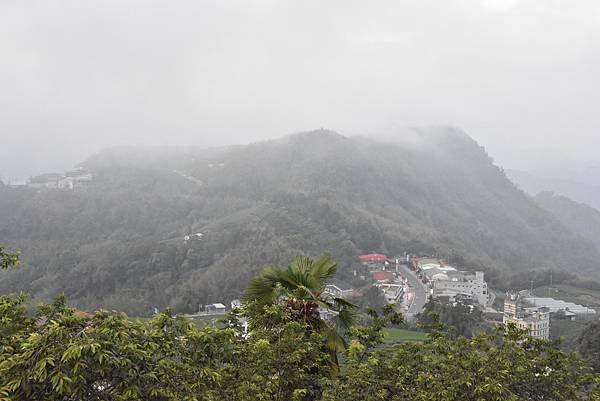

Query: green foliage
[[535, 191, 600, 250], [346, 305, 404, 360], [578, 321, 600, 373], [0, 247, 19, 270], [323, 326, 594, 401], [244, 254, 357, 371], [0, 253, 597, 401], [417, 300, 491, 338], [223, 304, 331, 401], [0, 298, 228, 400], [355, 285, 387, 311], [0, 295, 331, 401], [382, 328, 428, 342]]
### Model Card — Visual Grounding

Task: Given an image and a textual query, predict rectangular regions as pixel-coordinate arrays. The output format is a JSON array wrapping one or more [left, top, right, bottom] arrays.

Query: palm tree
[[243, 253, 356, 369]]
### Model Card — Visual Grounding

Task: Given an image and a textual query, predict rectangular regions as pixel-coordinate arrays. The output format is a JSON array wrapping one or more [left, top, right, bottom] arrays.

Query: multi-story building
[[27, 173, 63, 189], [24, 168, 93, 191], [503, 292, 550, 340], [59, 168, 93, 190], [432, 270, 489, 307]]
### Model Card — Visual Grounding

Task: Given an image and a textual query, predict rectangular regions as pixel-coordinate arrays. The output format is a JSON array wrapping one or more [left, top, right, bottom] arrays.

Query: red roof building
[[372, 271, 395, 282], [359, 254, 388, 263]]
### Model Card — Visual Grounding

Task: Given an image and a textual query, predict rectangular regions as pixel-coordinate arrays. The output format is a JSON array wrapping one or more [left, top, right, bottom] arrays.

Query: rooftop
[[524, 297, 596, 315], [29, 173, 63, 183], [372, 271, 395, 282], [359, 254, 388, 263]]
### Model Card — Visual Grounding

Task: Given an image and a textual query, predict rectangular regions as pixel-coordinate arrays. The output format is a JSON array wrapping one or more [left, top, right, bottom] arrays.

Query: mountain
[[508, 169, 600, 211], [1, 128, 599, 315], [534, 191, 600, 250]]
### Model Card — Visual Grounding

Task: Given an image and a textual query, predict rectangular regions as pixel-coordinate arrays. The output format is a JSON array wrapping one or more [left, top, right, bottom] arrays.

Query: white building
[[61, 168, 93, 190], [375, 283, 404, 304], [23, 168, 93, 191], [324, 284, 354, 299], [415, 257, 444, 273], [512, 308, 550, 340], [432, 271, 488, 307], [204, 303, 226, 314], [503, 292, 550, 340], [523, 297, 596, 317], [28, 173, 62, 189], [7, 180, 27, 189]]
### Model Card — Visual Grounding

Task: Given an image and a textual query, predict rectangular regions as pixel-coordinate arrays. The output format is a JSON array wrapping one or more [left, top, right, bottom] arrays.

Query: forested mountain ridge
[[534, 191, 600, 250], [508, 168, 600, 211], [1, 128, 598, 315]]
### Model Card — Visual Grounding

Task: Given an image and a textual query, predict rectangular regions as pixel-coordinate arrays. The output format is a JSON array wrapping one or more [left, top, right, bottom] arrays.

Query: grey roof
[[524, 297, 596, 314]]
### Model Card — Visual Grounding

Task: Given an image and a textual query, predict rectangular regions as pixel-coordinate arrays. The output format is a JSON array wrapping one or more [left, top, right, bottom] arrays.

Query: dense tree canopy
[[1, 252, 599, 400], [535, 191, 600, 251], [1, 293, 596, 401], [323, 326, 593, 401], [578, 321, 600, 373], [0, 247, 19, 270], [417, 299, 491, 338]]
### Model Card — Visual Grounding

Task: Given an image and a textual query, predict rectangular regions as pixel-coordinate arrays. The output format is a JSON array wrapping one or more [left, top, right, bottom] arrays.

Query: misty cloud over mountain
[[2, 0, 600, 180], [1, 129, 598, 314]]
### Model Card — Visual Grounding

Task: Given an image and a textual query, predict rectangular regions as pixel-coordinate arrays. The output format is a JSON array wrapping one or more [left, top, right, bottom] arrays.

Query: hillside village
[[3, 167, 93, 190], [185, 250, 598, 340]]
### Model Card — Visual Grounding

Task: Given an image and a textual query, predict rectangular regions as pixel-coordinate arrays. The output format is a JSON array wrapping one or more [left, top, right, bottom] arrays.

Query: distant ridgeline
[[1, 128, 599, 315]]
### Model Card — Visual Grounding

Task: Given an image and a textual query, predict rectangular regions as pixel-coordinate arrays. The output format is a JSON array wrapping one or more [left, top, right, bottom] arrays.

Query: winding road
[[397, 263, 429, 318]]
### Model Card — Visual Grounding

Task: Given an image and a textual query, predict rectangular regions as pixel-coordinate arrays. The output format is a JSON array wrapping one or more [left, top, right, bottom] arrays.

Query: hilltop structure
[[9, 167, 93, 190], [503, 292, 550, 340]]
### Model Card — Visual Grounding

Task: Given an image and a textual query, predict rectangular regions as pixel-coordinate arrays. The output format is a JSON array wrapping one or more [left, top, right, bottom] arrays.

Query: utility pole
[[530, 280, 534, 300]]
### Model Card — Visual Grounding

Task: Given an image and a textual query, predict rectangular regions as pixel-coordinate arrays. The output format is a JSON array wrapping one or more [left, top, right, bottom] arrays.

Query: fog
[[1, 0, 600, 181]]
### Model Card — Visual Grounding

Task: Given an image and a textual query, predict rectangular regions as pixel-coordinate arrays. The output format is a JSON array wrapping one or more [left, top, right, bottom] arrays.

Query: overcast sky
[[1, 0, 600, 181]]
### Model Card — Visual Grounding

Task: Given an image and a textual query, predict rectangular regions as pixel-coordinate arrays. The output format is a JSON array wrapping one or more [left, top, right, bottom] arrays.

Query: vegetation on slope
[[508, 169, 600, 211], [1, 129, 599, 315], [535, 191, 600, 249]]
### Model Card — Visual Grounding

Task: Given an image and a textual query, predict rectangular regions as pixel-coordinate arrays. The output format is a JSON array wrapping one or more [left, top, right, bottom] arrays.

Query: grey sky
[[1, 0, 600, 181]]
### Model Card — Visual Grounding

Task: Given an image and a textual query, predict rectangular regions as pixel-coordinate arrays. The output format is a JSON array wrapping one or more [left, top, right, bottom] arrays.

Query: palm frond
[[280, 265, 309, 289], [242, 265, 284, 306], [243, 254, 355, 373], [293, 284, 319, 301], [308, 253, 337, 289], [325, 327, 347, 353], [290, 255, 313, 270], [330, 297, 357, 310], [333, 306, 356, 332]]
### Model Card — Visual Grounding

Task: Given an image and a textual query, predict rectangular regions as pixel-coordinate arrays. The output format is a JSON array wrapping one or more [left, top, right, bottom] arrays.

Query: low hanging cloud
[[1, 0, 600, 180]]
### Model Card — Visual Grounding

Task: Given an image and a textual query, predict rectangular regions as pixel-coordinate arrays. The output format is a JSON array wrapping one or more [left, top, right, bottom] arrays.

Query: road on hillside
[[397, 263, 429, 317]]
